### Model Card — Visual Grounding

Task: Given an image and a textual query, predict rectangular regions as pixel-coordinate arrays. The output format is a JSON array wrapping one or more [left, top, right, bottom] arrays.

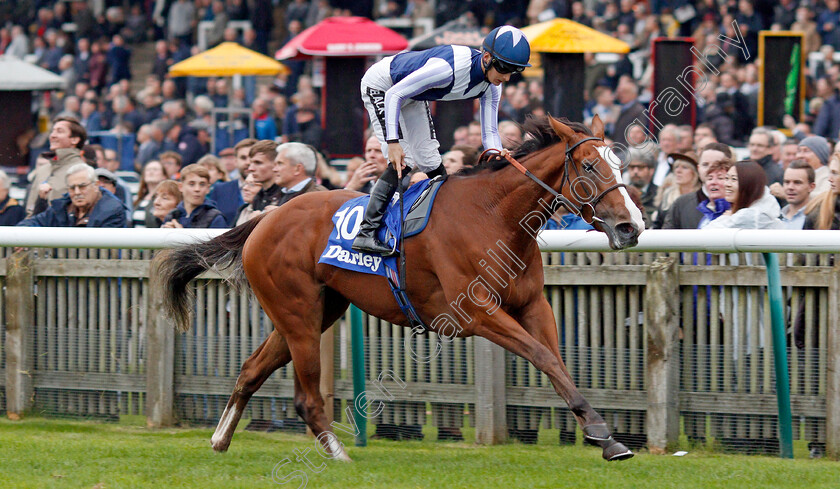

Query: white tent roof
[[0, 56, 66, 91]]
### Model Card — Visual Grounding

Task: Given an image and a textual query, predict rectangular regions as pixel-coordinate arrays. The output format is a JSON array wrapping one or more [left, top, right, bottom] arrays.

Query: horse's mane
[[456, 116, 593, 176]]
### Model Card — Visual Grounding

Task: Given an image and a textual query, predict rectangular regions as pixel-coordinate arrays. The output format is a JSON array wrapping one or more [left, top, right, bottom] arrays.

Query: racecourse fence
[[0, 245, 836, 455]]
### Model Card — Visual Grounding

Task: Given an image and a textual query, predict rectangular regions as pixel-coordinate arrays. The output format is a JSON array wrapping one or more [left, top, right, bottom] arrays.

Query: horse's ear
[[591, 114, 605, 139], [549, 116, 576, 142]]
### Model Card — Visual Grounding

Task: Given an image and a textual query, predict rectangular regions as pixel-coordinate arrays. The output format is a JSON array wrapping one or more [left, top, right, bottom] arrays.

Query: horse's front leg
[[476, 300, 633, 461]]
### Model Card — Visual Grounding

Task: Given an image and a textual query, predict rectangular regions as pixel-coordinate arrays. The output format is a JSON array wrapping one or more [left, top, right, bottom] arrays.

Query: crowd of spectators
[[2, 0, 840, 277]]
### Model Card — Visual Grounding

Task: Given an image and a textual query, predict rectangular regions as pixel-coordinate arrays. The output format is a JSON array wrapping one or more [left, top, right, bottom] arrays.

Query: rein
[[482, 136, 625, 226]]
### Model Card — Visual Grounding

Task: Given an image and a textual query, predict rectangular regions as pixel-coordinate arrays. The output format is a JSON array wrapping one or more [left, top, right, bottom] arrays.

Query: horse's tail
[[154, 214, 267, 333]]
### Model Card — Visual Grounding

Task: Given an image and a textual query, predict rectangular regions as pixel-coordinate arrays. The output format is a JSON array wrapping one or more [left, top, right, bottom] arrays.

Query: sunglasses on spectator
[[491, 59, 525, 75]]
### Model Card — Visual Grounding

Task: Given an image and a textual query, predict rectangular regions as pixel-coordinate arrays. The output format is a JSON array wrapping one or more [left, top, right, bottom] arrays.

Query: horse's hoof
[[603, 440, 634, 462], [211, 437, 230, 453], [333, 450, 353, 463], [582, 423, 612, 442]]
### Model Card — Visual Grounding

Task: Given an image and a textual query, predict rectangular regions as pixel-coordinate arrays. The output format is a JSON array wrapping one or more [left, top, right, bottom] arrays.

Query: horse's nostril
[[615, 222, 637, 239]]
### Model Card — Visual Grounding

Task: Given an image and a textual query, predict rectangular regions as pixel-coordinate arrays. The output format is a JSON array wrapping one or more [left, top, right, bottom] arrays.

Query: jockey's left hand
[[499, 148, 511, 159]]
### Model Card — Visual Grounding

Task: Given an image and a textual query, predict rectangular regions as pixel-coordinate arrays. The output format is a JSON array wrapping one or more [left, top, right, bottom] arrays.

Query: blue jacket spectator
[[818, 6, 840, 49], [697, 197, 731, 228], [163, 201, 227, 228], [81, 110, 103, 133], [17, 164, 126, 227], [177, 123, 211, 166], [207, 179, 244, 226], [255, 113, 278, 140], [0, 196, 25, 226], [106, 35, 132, 85]]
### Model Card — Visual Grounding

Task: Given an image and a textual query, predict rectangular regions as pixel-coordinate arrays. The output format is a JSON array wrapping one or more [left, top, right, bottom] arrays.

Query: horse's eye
[[582, 162, 594, 172]]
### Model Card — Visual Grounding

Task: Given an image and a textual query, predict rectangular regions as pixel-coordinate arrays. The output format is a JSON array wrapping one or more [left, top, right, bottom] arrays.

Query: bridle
[[490, 136, 627, 226]]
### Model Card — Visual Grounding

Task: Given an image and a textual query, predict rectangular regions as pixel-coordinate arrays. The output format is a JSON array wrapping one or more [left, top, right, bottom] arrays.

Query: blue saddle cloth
[[318, 178, 443, 277]]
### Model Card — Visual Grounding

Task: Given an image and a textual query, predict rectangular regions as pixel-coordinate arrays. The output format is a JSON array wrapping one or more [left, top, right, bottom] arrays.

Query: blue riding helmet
[[482, 26, 532, 74]]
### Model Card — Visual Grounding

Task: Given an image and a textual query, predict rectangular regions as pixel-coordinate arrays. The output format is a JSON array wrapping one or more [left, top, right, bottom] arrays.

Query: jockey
[[352, 25, 532, 256]]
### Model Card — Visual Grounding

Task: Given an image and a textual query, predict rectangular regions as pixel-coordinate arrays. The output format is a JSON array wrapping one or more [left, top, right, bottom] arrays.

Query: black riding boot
[[352, 166, 399, 256]]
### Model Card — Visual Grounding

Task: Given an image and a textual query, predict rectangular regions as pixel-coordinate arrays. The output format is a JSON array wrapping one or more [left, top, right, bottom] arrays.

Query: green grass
[[0, 416, 837, 489]]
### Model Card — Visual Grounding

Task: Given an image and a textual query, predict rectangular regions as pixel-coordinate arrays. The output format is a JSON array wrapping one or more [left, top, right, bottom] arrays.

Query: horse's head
[[549, 115, 644, 249]]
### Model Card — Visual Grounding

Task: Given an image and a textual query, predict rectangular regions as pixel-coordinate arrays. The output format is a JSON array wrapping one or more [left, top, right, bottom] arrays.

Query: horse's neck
[[473, 149, 567, 250]]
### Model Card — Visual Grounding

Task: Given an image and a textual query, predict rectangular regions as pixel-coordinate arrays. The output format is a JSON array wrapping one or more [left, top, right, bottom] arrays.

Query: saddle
[[318, 176, 446, 330]]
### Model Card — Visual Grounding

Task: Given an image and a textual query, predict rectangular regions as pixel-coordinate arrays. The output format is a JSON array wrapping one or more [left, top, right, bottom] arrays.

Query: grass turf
[[0, 416, 837, 489]]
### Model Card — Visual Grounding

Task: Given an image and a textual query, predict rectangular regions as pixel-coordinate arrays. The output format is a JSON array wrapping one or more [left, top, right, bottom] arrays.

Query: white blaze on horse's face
[[596, 146, 646, 232]]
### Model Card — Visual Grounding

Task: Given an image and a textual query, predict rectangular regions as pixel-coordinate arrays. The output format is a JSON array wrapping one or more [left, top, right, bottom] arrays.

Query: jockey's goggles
[[491, 58, 526, 75]]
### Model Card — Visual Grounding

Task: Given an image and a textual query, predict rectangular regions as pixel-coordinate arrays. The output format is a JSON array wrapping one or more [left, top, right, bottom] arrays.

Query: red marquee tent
[[275, 16, 408, 61]]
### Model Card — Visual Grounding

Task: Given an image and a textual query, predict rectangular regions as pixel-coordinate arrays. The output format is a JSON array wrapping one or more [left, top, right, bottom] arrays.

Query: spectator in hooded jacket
[[161, 164, 227, 228]]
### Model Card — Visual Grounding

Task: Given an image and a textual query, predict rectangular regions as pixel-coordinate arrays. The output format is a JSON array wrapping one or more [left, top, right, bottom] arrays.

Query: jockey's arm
[[382, 57, 453, 145], [479, 84, 503, 152]]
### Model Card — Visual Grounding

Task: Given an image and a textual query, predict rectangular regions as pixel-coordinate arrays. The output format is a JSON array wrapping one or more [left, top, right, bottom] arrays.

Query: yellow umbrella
[[520, 19, 630, 120], [521, 18, 630, 54], [169, 42, 290, 77]]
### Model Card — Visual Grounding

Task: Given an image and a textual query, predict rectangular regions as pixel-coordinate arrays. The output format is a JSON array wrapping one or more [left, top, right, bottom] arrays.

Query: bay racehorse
[[155, 114, 644, 462]]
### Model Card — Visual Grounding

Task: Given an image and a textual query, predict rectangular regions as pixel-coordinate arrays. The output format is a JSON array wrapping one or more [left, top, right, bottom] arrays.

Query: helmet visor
[[491, 58, 525, 75]]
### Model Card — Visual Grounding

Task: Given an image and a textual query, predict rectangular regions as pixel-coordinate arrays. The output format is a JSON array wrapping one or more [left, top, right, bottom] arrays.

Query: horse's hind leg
[[285, 331, 352, 461], [251, 274, 351, 461], [211, 329, 291, 452], [287, 291, 352, 461], [211, 291, 349, 453]]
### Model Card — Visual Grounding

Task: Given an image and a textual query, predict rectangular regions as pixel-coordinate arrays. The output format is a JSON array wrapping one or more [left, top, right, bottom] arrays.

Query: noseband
[[494, 136, 626, 226]]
